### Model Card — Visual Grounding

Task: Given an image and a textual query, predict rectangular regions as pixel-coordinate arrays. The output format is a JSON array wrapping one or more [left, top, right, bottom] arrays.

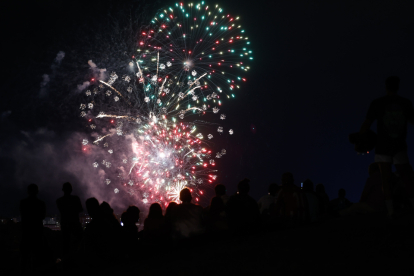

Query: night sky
[[1, 0, 414, 217]]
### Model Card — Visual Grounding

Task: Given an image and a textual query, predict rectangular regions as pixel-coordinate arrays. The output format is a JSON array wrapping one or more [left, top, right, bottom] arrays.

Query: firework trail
[[79, 2, 252, 206]]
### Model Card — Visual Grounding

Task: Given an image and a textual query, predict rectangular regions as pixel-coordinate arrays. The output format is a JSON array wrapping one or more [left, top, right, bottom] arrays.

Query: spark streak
[[79, 2, 252, 205]]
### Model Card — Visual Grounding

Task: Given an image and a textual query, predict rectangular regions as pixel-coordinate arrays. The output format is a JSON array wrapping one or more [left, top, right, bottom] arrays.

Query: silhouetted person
[[225, 178, 261, 234], [85, 197, 100, 220], [100, 201, 122, 255], [328, 189, 352, 215], [302, 179, 320, 223], [214, 183, 230, 205], [165, 201, 178, 220], [272, 173, 307, 224], [360, 76, 414, 217], [83, 197, 116, 266], [56, 182, 83, 261], [144, 203, 166, 243], [207, 184, 230, 232], [209, 184, 228, 219], [173, 188, 204, 239], [164, 201, 178, 238], [121, 205, 140, 257], [209, 195, 225, 220], [19, 183, 46, 272], [315, 183, 330, 215], [258, 183, 279, 215], [100, 201, 121, 230], [83, 197, 102, 254]]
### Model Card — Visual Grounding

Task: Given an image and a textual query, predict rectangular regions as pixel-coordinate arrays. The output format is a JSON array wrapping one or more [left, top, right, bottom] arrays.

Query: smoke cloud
[[87, 60, 98, 68], [39, 51, 65, 98], [55, 51, 65, 63], [0, 127, 144, 217], [77, 81, 91, 91], [1, 110, 11, 121], [39, 74, 50, 97], [76, 60, 107, 92], [88, 59, 107, 80]]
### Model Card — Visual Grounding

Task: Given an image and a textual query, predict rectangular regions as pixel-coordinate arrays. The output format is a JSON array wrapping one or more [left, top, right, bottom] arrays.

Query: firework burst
[[79, 2, 252, 206]]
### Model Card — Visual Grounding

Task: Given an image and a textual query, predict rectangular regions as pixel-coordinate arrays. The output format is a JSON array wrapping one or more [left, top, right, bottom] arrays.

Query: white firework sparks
[[77, 2, 253, 206]]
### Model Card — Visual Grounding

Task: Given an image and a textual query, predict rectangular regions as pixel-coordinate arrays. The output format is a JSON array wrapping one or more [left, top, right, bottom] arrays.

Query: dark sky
[[1, 0, 414, 217]]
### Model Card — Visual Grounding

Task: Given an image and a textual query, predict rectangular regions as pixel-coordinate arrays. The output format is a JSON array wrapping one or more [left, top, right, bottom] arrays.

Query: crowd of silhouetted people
[[17, 166, 414, 273]]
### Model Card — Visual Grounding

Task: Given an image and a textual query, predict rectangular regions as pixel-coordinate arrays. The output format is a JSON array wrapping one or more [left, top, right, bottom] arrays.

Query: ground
[[2, 213, 413, 275]]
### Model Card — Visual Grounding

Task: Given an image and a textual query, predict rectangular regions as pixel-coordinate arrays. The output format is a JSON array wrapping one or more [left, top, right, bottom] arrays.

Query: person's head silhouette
[[315, 183, 325, 193], [148, 203, 163, 218], [237, 178, 250, 195], [214, 184, 226, 196], [121, 211, 129, 226], [62, 182, 72, 196], [180, 188, 192, 203], [338, 189, 346, 199], [268, 183, 279, 196], [302, 179, 314, 192], [86, 197, 100, 218], [27, 183, 38, 196], [126, 205, 140, 223], [165, 201, 178, 219], [100, 201, 114, 217], [281, 172, 294, 186], [385, 76, 400, 94]]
